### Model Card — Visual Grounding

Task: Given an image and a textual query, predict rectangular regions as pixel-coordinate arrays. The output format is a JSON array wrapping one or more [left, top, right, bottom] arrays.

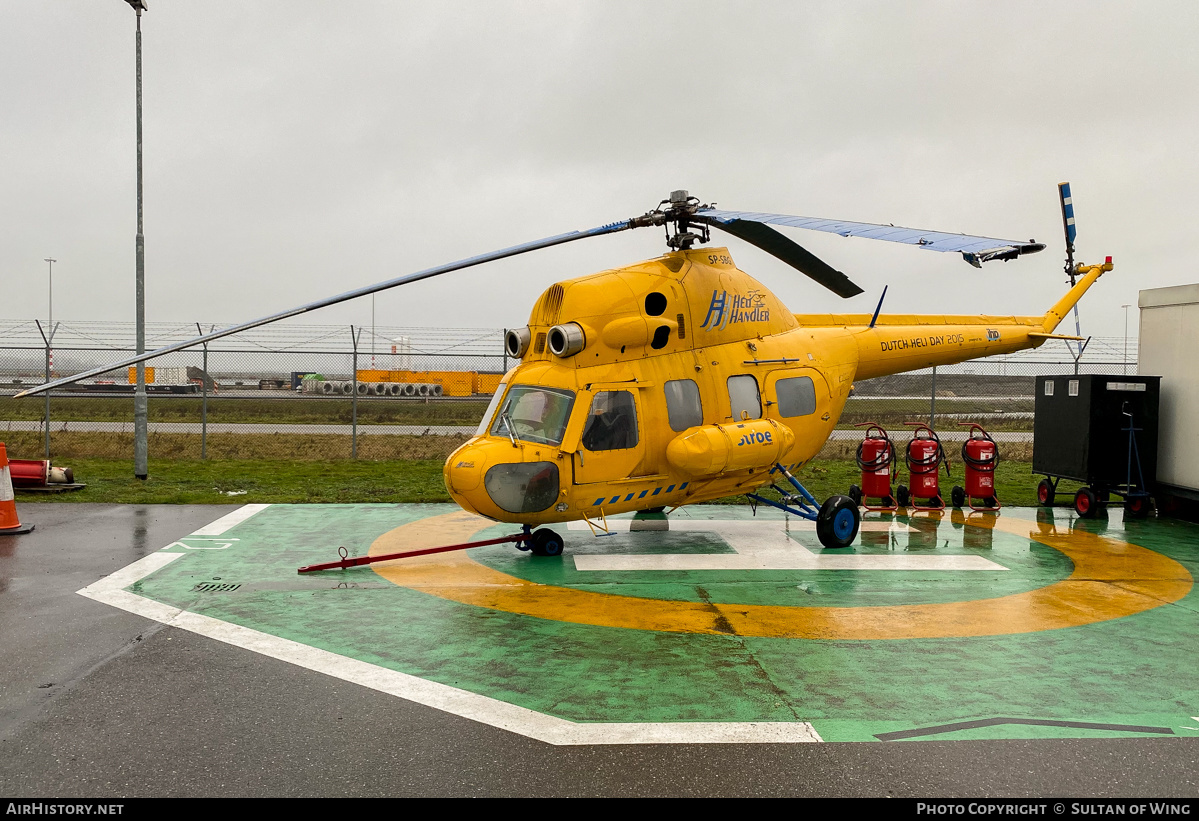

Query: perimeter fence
[[0, 320, 506, 462], [0, 319, 1139, 463]]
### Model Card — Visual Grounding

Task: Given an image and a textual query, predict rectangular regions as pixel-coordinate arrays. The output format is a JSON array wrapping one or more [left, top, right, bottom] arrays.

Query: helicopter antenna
[[1058, 182, 1086, 363], [869, 285, 888, 329]]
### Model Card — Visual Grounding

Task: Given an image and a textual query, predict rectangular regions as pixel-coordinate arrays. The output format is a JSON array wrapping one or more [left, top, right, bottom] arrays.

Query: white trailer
[[1138, 284, 1199, 503]]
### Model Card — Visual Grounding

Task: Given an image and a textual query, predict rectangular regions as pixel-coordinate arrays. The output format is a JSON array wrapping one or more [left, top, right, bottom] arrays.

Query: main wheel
[[530, 528, 564, 557], [896, 485, 911, 507], [1074, 487, 1099, 518], [951, 485, 966, 508], [848, 484, 862, 507], [1126, 494, 1152, 519], [1037, 479, 1055, 507], [816, 496, 860, 549]]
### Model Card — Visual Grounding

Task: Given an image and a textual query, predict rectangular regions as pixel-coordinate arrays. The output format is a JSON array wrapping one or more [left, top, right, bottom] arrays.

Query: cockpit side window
[[489, 385, 575, 446], [475, 382, 508, 436], [581, 390, 639, 451], [727, 374, 761, 420]]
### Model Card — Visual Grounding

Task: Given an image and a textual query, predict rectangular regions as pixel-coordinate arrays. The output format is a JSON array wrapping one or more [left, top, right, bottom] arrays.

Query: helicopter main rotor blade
[[696, 208, 1046, 268], [692, 215, 864, 298], [14, 220, 632, 398]]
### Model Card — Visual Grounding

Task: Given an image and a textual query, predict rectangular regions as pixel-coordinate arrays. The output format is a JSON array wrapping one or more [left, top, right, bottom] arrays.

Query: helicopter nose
[[444, 441, 563, 516], [444, 446, 485, 493]]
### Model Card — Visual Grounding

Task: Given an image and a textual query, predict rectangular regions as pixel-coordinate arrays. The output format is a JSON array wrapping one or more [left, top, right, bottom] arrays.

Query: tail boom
[[797, 258, 1111, 381]]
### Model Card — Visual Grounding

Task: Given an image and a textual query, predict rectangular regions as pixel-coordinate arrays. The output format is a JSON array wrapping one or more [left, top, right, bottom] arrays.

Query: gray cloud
[[3, 1, 1196, 340]]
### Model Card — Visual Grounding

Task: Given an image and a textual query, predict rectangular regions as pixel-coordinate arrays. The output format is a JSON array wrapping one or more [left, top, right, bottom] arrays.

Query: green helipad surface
[[95, 503, 1199, 743]]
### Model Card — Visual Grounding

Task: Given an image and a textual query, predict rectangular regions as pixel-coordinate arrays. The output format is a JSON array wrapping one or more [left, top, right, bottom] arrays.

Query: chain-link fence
[[847, 335, 1139, 431], [0, 320, 506, 462], [0, 319, 1139, 462]]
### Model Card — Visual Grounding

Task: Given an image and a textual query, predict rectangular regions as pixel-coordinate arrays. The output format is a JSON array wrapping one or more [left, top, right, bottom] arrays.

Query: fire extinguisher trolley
[[951, 424, 1000, 511], [897, 423, 950, 510], [848, 423, 898, 510]]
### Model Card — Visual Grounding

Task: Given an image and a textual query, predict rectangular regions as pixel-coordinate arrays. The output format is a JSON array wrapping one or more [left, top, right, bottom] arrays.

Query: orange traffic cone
[[0, 443, 34, 535]]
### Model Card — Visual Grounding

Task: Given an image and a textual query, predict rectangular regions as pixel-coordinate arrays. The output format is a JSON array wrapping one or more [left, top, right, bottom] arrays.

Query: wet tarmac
[[1, 503, 1196, 798]]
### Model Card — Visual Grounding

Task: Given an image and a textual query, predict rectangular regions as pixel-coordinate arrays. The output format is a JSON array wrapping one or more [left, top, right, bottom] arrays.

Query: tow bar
[[297, 531, 529, 574]]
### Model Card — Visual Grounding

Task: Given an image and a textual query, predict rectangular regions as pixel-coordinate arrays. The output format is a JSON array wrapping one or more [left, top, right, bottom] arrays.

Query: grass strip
[[18, 452, 1053, 507]]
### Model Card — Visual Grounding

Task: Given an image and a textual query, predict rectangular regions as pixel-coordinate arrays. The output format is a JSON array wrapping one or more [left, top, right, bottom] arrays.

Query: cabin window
[[776, 376, 817, 417], [664, 379, 703, 431], [581, 390, 639, 451], [727, 375, 761, 420], [489, 385, 575, 446]]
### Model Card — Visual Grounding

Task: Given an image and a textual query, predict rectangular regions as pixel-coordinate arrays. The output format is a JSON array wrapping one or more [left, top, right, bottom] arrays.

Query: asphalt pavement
[[0, 503, 1193, 799]]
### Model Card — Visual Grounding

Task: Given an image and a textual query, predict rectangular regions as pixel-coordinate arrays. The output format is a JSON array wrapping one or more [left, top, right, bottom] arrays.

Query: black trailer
[[1032, 374, 1159, 518]]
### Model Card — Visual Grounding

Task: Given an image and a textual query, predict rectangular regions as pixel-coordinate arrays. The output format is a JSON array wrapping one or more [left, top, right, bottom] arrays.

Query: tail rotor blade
[[1058, 181, 1084, 359], [1059, 181, 1077, 257]]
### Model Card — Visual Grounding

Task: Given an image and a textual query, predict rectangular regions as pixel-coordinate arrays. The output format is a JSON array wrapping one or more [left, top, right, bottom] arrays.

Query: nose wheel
[[529, 528, 565, 557]]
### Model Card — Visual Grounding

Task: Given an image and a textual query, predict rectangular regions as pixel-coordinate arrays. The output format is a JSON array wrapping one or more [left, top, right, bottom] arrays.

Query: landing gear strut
[[746, 463, 861, 549]]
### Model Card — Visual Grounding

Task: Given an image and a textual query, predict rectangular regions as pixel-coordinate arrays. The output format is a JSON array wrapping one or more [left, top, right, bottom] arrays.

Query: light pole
[[44, 258, 56, 372], [43, 258, 56, 458], [372, 294, 376, 370], [1122, 303, 1131, 375], [124, 0, 148, 479]]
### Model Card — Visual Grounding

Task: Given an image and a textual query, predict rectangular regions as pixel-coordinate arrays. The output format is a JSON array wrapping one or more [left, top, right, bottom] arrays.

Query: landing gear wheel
[[1074, 487, 1099, 518], [951, 485, 966, 509], [848, 484, 862, 507], [816, 495, 860, 549], [896, 485, 911, 507], [530, 528, 564, 557], [1037, 479, 1055, 507], [1126, 495, 1152, 519]]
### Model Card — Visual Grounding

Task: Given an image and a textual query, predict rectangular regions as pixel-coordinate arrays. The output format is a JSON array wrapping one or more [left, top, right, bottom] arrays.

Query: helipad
[[80, 503, 1198, 745]]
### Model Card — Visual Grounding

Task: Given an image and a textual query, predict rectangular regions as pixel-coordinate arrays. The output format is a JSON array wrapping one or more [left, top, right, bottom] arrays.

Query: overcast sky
[[3, 1, 1197, 342]]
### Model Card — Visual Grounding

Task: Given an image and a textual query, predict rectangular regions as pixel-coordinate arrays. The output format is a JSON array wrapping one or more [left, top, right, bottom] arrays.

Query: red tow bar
[[296, 533, 528, 574]]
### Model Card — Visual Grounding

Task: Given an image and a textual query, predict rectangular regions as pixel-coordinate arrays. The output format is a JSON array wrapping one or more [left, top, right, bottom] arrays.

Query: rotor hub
[[628, 190, 715, 251]]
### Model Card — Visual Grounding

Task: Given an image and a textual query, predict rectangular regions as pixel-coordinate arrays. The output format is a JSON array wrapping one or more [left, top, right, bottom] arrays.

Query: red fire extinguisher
[[897, 423, 949, 510], [951, 424, 1000, 511], [849, 423, 897, 510]]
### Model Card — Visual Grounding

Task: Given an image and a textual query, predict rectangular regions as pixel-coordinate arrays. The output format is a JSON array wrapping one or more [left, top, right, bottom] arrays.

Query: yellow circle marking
[[370, 511, 1192, 639]]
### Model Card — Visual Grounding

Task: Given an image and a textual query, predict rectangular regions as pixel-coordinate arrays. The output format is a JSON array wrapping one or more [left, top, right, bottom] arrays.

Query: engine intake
[[505, 327, 531, 358], [548, 323, 586, 358]]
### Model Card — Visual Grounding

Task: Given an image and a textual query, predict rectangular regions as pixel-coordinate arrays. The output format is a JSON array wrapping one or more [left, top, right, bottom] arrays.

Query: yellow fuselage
[[443, 247, 1107, 525]]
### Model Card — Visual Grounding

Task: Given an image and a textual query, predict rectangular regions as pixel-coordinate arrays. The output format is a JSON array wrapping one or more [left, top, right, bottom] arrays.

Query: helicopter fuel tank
[[666, 418, 795, 477]]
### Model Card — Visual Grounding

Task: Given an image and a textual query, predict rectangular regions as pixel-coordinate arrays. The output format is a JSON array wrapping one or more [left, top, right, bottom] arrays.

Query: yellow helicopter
[[19, 188, 1109, 554]]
